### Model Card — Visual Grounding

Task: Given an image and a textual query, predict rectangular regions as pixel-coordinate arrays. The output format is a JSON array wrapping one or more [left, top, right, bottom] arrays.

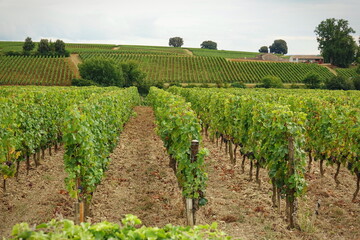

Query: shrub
[[353, 76, 360, 90], [324, 75, 354, 90], [79, 57, 124, 87], [199, 83, 210, 88], [4, 51, 22, 56], [137, 79, 151, 95], [153, 80, 164, 89], [231, 81, 246, 88], [302, 72, 322, 89], [184, 84, 199, 88], [257, 75, 284, 88], [121, 61, 146, 87], [71, 78, 98, 86]]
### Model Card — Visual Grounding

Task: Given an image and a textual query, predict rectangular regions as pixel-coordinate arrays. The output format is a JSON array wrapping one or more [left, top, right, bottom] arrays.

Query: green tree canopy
[[37, 39, 52, 55], [201, 40, 217, 50], [269, 39, 288, 54], [169, 37, 184, 47], [324, 75, 354, 90], [79, 57, 124, 87], [259, 46, 268, 53], [54, 39, 66, 55], [353, 76, 360, 90], [121, 61, 146, 87], [302, 72, 322, 89], [257, 75, 284, 88], [315, 18, 356, 68], [23, 37, 35, 52]]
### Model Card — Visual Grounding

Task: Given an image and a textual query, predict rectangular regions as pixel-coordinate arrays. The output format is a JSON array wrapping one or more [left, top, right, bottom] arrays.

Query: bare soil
[[67, 54, 82, 78], [0, 148, 73, 238], [183, 49, 194, 56], [195, 137, 360, 240], [90, 106, 185, 226], [1, 106, 359, 240], [321, 64, 338, 75]]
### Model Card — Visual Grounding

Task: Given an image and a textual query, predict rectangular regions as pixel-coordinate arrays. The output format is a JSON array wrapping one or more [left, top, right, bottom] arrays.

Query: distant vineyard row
[[0, 56, 73, 86], [80, 52, 335, 83]]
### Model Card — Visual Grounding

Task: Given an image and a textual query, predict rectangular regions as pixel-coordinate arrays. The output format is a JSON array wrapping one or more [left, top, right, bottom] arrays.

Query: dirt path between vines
[[0, 147, 73, 238], [68, 54, 82, 78], [90, 106, 185, 226], [320, 64, 338, 76], [183, 48, 194, 56]]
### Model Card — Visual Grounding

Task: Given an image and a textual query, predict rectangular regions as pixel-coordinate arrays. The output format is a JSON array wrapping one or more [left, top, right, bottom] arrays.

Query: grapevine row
[[147, 87, 208, 201], [62, 87, 140, 215]]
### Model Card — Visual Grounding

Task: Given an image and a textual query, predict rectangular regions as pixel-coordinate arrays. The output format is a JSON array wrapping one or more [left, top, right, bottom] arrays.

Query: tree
[[356, 37, 360, 60], [79, 57, 124, 87], [256, 75, 283, 88], [324, 75, 354, 90], [54, 39, 66, 56], [37, 39, 52, 55], [353, 76, 360, 90], [269, 39, 288, 54], [121, 61, 146, 88], [315, 18, 356, 68], [169, 37, 184, 47], [201, 40, 217, 50], [302, 72, 322, 89], [259, 46, 268, 53], [23, 37, 35, 53]]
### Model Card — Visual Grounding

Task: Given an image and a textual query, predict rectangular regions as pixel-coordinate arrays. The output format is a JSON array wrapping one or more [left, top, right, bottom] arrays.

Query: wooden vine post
[[75, 177, 85, 224], [186, 139, 199, 226], [287, 135, 298, 229]]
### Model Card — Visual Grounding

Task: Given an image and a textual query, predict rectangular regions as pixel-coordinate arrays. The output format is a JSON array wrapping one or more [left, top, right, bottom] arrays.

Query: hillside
[[0, 41, 346, 85]]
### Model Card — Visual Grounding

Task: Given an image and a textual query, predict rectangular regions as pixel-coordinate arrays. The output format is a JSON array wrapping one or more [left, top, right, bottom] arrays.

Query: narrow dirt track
[[67, 54, 82, 78], [91, 106, 185, 226]]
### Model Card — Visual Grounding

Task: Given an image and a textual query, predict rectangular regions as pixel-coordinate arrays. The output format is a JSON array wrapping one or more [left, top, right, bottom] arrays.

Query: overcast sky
[[0, 0, 359, 54]]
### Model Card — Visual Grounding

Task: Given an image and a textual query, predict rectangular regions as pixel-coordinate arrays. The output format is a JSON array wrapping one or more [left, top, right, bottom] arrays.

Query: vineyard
[[188, 48, 261, 58], [0, 41, 24, 53], [1, 41, 354, 85], [65, 43, 116, 53], [80, 52, 335, 83], [116, 45, 189, 55], [169, 87, 360, 225], [0, 55, 74, 85], [1, 86, 360, 239], [335, 67, 359, 78]]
